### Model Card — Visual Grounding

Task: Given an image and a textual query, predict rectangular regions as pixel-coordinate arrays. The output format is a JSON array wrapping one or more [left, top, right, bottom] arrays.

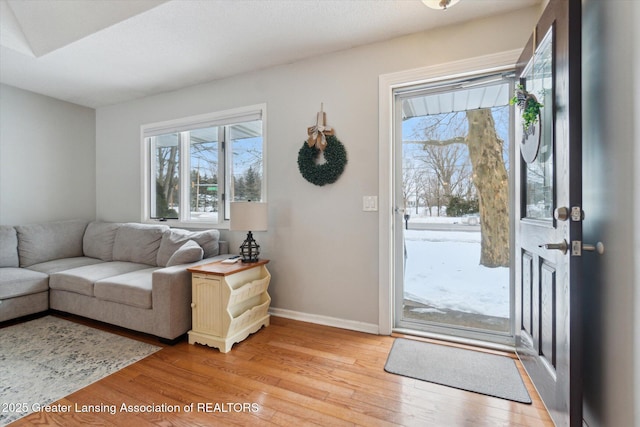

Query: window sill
[[143, 219, 230, 230]]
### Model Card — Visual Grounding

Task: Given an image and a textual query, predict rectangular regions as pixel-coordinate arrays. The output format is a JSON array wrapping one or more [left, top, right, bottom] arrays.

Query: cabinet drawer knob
[[191, 303, 196, 308]]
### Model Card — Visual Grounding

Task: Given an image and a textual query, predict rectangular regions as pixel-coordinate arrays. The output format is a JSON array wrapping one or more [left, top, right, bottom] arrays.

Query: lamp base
[[239, 231, 260, 263]]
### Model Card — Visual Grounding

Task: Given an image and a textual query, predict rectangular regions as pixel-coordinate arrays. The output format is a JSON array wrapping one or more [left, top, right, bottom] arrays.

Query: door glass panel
[[396, 76, 513, 339], [523, 29, 554, 220]]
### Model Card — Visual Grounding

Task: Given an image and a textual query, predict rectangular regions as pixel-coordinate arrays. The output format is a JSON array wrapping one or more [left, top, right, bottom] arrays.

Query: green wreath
[[298, 135, 347, 186]]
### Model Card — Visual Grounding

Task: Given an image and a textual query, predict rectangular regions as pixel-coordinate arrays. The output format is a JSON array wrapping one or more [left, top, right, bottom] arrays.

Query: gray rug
[[384, 338, 531, 404], [0, 316, 161, 426]]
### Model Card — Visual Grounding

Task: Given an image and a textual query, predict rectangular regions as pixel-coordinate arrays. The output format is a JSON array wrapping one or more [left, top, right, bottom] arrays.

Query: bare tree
[[402, 159, 424, 214], [466, 109, 509, 267], [405, 108, 509, 267], [417, 143, 472, 211], [155, 144, 179, 217]]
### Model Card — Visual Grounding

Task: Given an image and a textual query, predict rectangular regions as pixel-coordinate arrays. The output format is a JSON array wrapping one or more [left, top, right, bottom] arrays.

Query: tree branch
[[405, 137, 467, 147]]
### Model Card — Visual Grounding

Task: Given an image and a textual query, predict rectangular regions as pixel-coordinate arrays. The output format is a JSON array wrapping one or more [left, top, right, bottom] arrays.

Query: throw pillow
[[156, 228, 220, 266], [166, 240, 204, 267], [112, 223, 169, 266]]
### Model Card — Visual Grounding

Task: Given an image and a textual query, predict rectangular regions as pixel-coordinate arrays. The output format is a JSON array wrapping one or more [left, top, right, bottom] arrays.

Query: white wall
[[0, 84, 96, 225], [96, 7, 538, 328]]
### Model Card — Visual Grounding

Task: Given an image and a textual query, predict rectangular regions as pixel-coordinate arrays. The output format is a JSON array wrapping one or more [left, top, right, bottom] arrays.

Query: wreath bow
[[307, 111, 334, 151]]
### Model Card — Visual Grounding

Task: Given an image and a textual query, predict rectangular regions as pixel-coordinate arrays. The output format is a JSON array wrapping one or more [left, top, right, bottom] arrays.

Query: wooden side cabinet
[[187, 259, 270, 352]]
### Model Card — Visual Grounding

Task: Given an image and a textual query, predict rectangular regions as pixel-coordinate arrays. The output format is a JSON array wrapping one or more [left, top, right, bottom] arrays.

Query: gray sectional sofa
[[0, 220, 229, 340]]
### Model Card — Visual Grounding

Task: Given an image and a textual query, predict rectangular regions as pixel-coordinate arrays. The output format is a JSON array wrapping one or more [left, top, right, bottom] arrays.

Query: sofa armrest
[[151, 254, 229, 339]]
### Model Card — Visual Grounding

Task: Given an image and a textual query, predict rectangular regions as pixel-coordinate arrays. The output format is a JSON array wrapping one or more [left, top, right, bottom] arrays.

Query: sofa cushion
[[0, 267, 49, 299], [83, 221, 121, 261], [0, 226, 19, 268], [166, 240, 204, 267], [156, 228, 220, 266], [15, 220, 88, 267], [112, 223, 168, 266], [94, 267, 159, 309], [49, 261, 150, 297], [27, 257, 105, 275]]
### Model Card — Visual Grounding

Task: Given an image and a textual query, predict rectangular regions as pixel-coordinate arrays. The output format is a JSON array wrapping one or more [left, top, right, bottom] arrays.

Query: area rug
[[384, 338, 531, 404], [0, 316, 161, 425]]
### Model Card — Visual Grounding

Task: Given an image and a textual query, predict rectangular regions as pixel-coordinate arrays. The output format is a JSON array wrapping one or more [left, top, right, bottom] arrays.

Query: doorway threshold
[[392, 327, 515, 353]]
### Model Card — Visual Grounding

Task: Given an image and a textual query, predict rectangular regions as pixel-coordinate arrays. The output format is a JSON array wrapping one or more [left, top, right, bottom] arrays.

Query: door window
[[523, 29, 554, 221]]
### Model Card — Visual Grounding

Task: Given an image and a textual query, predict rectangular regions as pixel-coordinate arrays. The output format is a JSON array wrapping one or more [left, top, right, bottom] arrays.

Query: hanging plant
[[297, 135, 347, 186], [511, 84, 545, 163], [510, 84, 543, 131]]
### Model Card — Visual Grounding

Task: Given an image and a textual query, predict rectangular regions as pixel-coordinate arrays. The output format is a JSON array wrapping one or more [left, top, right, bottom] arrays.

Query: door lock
[[571, 206, 585, 221], [539, 240, 568, 254]]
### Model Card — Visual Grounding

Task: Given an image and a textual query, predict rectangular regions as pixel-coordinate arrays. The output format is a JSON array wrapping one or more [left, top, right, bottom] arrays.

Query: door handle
[[539, 240, 568, 254], [581, 241, 605, 255]]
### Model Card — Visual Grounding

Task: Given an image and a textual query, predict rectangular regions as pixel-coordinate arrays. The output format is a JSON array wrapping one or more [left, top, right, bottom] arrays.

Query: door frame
[[378, 50, 521, 336], [391, 75, 517, 345]]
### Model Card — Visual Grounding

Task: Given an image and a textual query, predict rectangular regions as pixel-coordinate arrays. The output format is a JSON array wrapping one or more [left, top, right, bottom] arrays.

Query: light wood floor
[[11, 315, 553, 426]]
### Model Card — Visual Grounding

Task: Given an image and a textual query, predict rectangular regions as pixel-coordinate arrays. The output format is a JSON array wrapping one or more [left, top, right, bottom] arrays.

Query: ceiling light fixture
[[422, 0, 460, 10]]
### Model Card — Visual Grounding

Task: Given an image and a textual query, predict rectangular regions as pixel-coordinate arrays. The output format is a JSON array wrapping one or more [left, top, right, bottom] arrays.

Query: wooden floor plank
[[8, 314, 554, 426]]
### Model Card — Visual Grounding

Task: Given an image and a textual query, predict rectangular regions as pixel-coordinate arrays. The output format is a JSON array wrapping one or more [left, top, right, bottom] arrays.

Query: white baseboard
[[269, 307, 380, 335]]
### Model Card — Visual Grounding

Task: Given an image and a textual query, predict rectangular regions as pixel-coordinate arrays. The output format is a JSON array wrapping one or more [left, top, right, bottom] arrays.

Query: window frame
[[141, 103, 267, 229]]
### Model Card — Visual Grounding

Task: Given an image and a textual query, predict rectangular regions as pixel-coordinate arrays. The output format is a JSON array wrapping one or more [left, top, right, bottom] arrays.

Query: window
[[142, 104, 266, 227]]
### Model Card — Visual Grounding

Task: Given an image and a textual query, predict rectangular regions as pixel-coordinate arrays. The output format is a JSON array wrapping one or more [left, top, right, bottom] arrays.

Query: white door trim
[[377, 49, 521, 335]]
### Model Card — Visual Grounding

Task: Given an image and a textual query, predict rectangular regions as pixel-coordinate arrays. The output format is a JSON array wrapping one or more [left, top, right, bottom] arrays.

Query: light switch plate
[[363, 196, 378, 211]]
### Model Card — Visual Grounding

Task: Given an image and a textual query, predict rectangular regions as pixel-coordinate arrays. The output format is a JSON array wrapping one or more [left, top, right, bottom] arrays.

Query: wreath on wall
[[298, 135, 347, 186], [297, 105, 347, 186]]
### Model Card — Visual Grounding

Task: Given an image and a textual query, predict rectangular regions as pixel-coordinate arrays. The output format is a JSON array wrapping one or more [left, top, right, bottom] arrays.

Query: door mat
[[384, 338, 531, 404], [0, 316, 161, 425]]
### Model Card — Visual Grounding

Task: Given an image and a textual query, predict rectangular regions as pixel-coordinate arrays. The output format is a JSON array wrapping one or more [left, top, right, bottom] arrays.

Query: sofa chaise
[[0, 220, 229, 340]]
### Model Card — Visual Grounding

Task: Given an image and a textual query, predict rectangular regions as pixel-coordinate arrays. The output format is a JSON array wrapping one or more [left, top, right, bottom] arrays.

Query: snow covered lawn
[[404, 229, 510, 318]]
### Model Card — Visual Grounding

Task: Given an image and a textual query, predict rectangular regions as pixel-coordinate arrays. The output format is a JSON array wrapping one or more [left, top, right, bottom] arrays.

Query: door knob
[[539, 240, 568, 254], [554, 207, 570, 221]]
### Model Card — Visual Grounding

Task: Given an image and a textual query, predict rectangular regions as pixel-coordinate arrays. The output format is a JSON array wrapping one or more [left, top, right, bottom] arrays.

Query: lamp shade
[[230, 202, 268, 231]]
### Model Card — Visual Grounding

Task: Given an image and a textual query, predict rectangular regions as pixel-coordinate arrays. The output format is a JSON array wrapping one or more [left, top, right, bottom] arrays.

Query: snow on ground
[[403, 228, 509, 318]]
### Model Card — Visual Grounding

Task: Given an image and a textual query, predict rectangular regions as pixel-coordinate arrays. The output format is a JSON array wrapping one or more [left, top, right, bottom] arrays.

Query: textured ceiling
[[0, 0, 540, 108]]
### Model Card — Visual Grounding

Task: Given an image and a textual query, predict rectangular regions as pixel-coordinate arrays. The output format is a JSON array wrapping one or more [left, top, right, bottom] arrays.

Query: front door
[[514, 1, 582, 426]]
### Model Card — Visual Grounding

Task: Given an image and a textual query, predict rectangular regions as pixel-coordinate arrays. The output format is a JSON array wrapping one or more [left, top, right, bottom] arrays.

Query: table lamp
[[230, 201, 268, 263]]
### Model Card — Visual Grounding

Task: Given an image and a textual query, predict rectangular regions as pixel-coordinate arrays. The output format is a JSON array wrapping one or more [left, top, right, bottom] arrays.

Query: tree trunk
[[466, 109, 509, 267], [163, 146, 178, 208]]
